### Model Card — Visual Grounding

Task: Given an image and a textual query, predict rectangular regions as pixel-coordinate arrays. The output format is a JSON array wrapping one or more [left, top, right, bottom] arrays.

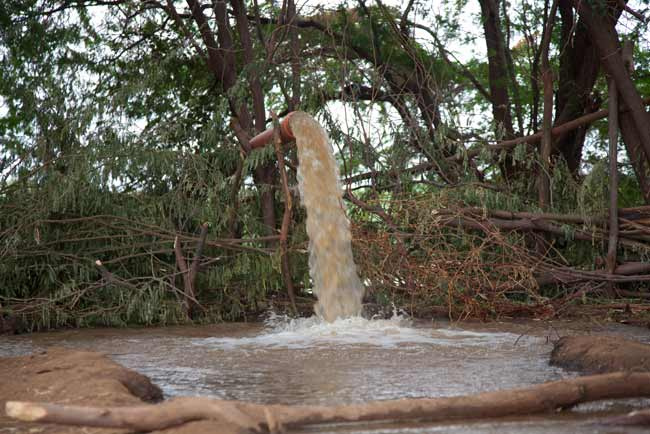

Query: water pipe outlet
[[248, 112, 296, 149]]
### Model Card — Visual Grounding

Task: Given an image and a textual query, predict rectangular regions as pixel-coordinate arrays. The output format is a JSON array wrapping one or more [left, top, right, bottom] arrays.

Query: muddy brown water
[[292, 111, 365, 321], [1, 316, 649, 433]]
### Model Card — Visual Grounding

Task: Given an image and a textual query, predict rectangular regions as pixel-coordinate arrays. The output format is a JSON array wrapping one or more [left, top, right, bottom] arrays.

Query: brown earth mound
[[0, 348, 253, 433], [0, 347, 163, 433], [550, 335, 650, 374]]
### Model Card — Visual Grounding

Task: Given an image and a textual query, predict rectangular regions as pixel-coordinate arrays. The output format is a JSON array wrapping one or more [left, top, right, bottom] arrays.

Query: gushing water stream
[[289, 112, 365, 321]]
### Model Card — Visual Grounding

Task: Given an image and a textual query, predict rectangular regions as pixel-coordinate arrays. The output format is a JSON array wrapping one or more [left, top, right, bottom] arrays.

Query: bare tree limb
[[272, 112, 297, 314], [538, 0, 559, 210]]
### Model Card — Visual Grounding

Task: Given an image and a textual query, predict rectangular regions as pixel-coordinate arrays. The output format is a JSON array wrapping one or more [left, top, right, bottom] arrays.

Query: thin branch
[[174, 235, 196, 317], [272, 112, 297, 313], [188, 222, 209, 291]]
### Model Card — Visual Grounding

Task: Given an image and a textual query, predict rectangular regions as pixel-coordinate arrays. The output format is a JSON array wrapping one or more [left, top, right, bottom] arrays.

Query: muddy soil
[[0, 348, 245, 434], [551, 335, 650, 373]]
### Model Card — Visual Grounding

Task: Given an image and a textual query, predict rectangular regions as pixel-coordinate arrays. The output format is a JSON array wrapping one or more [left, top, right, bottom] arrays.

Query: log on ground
[[6, 371, 650, 432]]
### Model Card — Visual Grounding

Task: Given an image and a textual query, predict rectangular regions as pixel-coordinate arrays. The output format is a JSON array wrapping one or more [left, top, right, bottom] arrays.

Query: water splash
[[289, 112, 365, 321], [193, 313, 520, 350]]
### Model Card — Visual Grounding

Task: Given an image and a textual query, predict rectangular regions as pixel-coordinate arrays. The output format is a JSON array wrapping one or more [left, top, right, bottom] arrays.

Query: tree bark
[[575, 0, 650, 160], [538, 0, 558, 210], [554, 0, 603, 174], [287, 0, 301, 111], [573, 0, 650, 204], [178, 0, 278, 238], [620, 113, 650, 203], [479, 0, 515, 140], [607, 79, 619, 274], [478, 0, 518, 180], [229, 0, 278, 238]]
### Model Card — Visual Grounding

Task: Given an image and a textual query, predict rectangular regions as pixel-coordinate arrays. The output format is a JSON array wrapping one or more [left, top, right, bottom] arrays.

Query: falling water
[[288, 111, 365, 322]]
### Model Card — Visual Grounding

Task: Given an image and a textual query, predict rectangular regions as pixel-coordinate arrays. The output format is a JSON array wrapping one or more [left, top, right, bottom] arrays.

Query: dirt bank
[[550, 335, 650, 374], [0, 348, 249, 433], [0, 347, 161, 433]]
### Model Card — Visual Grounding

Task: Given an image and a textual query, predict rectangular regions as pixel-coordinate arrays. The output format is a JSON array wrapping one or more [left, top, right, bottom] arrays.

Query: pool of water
[[1, 315, 648, 432]]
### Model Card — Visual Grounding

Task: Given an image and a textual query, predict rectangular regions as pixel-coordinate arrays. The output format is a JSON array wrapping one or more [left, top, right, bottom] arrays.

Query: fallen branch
[[437, 214, 648, 251], [5, 399, 259, 432], [7, 372, 650, 432], [536, 261, 650, 286], [441, 205, 650, 226]]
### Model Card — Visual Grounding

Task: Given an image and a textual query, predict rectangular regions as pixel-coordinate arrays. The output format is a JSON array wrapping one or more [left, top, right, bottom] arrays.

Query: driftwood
[[6, 372, 650, 432]]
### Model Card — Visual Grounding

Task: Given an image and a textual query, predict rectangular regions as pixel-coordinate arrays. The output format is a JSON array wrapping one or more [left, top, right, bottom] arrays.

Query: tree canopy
[[1, 0, 650, 330]]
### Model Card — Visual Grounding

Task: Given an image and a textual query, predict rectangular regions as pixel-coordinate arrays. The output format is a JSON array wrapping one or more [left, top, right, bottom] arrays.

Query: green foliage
[[0, 142, 306, 329], [1, 0, 648, 328]]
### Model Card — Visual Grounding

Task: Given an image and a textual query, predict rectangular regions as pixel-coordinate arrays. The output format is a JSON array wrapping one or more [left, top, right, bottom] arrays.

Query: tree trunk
[[179, 0, 278, 238], [554, 0, 603, 174], [574, 0, 650, 204], [538, 0, 559, 210], [620, 113, 650, 203], [479, 0, 515, 140], [607, 78, 619, 273], [575, 0, 650, 159], [478, 0, 516, 180]]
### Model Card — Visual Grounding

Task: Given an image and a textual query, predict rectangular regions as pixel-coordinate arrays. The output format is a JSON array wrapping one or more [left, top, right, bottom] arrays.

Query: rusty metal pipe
[[248, 111, 297, 149]]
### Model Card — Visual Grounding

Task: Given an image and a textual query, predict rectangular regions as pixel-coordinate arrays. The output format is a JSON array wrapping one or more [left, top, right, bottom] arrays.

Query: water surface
[[1, 316, 648, 432]]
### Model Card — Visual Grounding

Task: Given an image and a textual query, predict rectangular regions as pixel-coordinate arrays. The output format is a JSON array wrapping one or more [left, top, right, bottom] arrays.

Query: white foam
[[192, 314, 520, 350]]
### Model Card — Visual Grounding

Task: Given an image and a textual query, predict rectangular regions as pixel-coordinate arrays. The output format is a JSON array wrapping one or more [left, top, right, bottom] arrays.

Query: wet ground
[[1, 316, 649, 432]]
